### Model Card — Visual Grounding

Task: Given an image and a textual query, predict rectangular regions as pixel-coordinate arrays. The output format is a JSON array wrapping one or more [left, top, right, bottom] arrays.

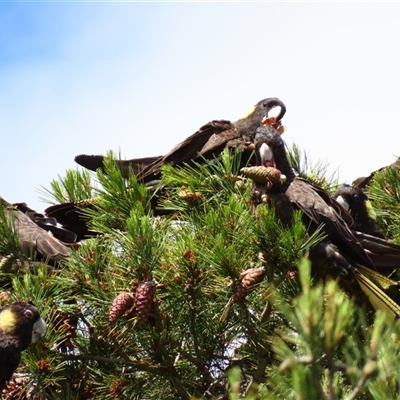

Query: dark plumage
[[353, 231, 400, 271], [75, 97, 286, 183], [333, 184, 385, 239], [333, 184, 400, 272], [0, 302, 46, 391], [252, 125, 400, 318], [51, 97, 286, 239], [1, 197, 71, 263], [254, 125, 374, 270], [12, 202, 77, 244], [44, 199, 101, 241], [44, 187, 166, 241], [74, 155, 160, 179]]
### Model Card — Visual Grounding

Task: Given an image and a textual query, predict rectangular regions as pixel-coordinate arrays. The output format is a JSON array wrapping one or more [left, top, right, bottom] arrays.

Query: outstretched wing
[[137, 120, 234, 182], [10, 209, 70, 262]]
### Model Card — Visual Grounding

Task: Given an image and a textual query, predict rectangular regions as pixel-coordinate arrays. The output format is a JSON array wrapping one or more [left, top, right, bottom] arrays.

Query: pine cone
[[0, 291, 10, 303], [178, 189, 204, 202], [135, 281, 156, 322], [53, 310, 79, 352], [109, 292, 134, 322], [240, 166, 283, 185], [233, 267, 266, 302]]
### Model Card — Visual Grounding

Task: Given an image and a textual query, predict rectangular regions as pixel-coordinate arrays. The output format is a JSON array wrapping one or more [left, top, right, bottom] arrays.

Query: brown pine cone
[[109, 292, 134, 322], [233, 267, 266, 302], [135, 281, 155, 322], [240, 166, 283, 185]]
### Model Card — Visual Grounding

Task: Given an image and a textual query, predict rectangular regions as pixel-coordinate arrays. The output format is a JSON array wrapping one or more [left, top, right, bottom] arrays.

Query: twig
[[346, 374, 368, 400], [62, 354, 160, 371], [187, 290, 214, 386]]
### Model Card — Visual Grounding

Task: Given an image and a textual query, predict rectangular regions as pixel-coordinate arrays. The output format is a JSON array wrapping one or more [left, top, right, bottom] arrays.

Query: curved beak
[[335, 195, 350, 211], [32, 317, 47, 342]]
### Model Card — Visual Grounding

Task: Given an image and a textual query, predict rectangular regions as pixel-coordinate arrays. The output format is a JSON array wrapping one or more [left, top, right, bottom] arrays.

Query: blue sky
[[2, 3, 400, 212]]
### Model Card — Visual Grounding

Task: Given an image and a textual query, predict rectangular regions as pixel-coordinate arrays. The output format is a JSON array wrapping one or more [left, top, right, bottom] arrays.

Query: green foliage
[[38, 168, 95, 205], [264, 259, 379, 400], [367, 168, 400, 243], [2, 149, 400, 399], [0, 201, 22, 258], [82, 155, 152, 234]]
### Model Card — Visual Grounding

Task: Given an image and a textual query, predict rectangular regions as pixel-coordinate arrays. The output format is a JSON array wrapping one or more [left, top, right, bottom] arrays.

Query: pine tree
[[1, 149, 400, 399]]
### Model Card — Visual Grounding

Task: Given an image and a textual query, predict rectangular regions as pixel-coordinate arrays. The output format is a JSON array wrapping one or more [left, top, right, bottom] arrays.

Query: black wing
[[75, 155, 161, 179], [137, 120, 234, 182], [10, 209, 70, 262], [286, 179, 376, 270]]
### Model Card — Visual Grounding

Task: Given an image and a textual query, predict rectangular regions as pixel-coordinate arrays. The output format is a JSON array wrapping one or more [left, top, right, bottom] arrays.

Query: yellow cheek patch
[[365, 200, 377, 220], [0, 309, 17, 333], [239, 105, 256, 120]]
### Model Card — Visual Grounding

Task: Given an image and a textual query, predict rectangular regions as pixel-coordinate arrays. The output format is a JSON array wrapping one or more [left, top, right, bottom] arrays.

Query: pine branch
[[38, 168, 96, 205], [12, 145, 400, 399]]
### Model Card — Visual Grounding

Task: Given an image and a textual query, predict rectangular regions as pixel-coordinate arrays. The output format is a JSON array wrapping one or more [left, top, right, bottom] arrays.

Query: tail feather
[[74, 154, 160, 178]]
